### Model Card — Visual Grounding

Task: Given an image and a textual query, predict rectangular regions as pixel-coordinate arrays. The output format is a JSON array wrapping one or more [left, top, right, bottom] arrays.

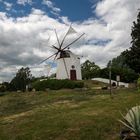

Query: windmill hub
[[59, 50, 70, 59]]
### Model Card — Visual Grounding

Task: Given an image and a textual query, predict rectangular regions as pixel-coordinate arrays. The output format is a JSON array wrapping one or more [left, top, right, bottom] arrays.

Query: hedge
[[32, 79, 84, 91]]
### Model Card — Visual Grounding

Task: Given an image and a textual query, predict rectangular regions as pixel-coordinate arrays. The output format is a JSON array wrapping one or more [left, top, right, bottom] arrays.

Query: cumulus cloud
[[92, 0, 140, 63], [0, 0, 140, 82], [0, 9, 66, 82]]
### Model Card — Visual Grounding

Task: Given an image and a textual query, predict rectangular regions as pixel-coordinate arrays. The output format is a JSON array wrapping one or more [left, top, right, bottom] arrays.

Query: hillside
[[0, 88, 139, 140]]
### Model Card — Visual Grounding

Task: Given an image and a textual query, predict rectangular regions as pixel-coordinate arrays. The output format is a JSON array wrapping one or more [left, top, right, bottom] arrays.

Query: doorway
[[70, 70, 77, 80]]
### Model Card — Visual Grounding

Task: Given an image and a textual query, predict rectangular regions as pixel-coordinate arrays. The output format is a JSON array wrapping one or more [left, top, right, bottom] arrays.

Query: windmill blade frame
[[39, 52, 58, 64], [62, 57, 69, 79], [54, 29, 61, 47], [62, 33, 85, 51], [52, 45, 61, 51], [46, 57, 56, 77], [59, 26, 71, 49]]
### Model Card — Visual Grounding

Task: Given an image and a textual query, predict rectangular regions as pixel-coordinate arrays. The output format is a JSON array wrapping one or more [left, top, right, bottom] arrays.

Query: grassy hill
[[0, 87, 139, 140]]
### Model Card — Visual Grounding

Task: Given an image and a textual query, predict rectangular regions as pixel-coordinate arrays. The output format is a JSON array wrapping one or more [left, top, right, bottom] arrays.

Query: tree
[[10, 67, 32, 91], [81, 60, 100, 79], [123, 11, 140, 73], [0, 82, 11, 92], [99, 67, 109, 79], [107, 54, 128, 69], [105, 56, 139, 83]]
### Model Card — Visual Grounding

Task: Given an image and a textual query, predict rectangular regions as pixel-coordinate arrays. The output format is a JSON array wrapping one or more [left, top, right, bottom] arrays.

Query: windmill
[[40, 25, 85, 80]]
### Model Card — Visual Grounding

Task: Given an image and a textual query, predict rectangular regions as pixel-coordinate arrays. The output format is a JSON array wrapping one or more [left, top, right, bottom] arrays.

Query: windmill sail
[[67, 26, 77, 35], [59, 26, 77, 48]]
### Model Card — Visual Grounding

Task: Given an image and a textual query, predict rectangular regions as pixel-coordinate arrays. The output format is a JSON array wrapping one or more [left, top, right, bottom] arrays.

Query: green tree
[[0, 82, 11, 92], [10, 67, 32, 91], [81, 60, 100, 79], [104, 56, 139, 83], [123, 11, 140, 73], [107, 54, 128, 69], [99, 68, 109, 79]]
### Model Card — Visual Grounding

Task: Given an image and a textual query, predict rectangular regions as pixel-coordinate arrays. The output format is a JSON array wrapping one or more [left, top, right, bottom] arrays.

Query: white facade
[[56, 50, 82, 80]]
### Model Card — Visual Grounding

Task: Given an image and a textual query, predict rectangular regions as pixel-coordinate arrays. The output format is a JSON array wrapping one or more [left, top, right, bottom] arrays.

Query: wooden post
[[109, 60, 113, 98]]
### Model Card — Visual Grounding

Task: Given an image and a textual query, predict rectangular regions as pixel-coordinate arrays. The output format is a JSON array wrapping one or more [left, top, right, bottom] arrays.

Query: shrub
[[119, 106, 140, 139], [0, 82, 11, 92], [32, 79, 84, 91], [0, 85, 6, 92]]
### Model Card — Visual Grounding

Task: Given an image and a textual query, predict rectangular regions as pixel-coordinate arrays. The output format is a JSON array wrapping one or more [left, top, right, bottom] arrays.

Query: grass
[[83, 80, 107, 88], [0, 88, 139, 140]]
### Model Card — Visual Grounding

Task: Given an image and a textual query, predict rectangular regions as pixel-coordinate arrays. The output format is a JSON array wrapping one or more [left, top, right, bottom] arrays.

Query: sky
[[0, 0, 139, 82]]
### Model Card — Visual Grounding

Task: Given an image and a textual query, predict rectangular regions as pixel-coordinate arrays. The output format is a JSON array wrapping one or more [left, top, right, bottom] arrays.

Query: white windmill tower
[[40, 26, 85, 80]]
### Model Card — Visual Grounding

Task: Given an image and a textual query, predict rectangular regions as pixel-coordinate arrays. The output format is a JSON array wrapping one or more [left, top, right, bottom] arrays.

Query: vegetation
[[99, 11, 140, 83], [99, 67, 138, 83], [32, 79, 84, 90], [0, 88, 139, 140], [83, 80, 107, 89], [0, 82, 9, 92], [122, 11, 140, 73], [80, 11, 140, 83], [119, 106, 140, 139], [81, 59, 138, 83], [9, 67, 32, 91], [107, 57, 138, 83], [81, 60, 100, 80]]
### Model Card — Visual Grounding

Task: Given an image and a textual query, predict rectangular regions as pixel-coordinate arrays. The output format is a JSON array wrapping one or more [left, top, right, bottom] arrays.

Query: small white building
[[56, 50, 82, 80]]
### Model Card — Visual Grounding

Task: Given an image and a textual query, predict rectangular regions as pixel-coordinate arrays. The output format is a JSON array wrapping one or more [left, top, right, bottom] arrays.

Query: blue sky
[[0, 0, 98, 21], [52, 0, 98, 21], [0, 0, 139, 82]]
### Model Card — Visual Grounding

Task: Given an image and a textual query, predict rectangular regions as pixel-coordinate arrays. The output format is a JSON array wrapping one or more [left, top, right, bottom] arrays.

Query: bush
[[32, 79, 84, 91], [0, 82, 12, 92], [0, 85, 6, 92]]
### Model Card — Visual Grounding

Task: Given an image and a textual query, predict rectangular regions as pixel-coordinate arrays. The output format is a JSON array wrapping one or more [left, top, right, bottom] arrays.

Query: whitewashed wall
[[56, 51, 82, 80], [92, 78, 129, 88]]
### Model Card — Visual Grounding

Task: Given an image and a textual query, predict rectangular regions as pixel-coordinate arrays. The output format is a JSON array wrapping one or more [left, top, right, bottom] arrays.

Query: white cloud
[[3, 2, 12, 11], [92, 0, 140, 64], [17, 0, 32, 5], [0, 9, 66, 82], [42, 0, 61, 15], [0, 0, 140, 82], [43, 0, 53, 8]]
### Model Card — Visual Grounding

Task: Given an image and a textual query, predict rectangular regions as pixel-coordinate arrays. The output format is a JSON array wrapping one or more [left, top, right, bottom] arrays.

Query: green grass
[[84, 80, 108, 88], [0, 88, 139, 140]]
